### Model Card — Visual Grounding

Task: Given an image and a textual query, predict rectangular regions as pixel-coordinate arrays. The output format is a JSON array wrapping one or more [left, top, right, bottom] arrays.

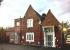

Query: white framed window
[[22, 36, 24, 39], [39, 21, 41, 24], [26, 32, 34, 42], [27, 19, 33, 28], [16, 22, 20, 26]]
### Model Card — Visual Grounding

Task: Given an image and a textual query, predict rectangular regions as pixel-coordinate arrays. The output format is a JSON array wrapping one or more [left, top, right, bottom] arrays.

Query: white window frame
[[16, 22, 20, 26], [27, 19, 33, 28], [26, 32, 34, 42], [39, 21, 41, 24], [42, 26, 55, 47]]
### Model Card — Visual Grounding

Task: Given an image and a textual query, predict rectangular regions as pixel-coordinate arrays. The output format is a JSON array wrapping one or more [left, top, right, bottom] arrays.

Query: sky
[[0, 0, 70, 28]]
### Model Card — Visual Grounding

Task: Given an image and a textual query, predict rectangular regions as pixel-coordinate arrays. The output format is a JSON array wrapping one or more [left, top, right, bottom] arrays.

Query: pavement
[[0, 44, 69, 50]]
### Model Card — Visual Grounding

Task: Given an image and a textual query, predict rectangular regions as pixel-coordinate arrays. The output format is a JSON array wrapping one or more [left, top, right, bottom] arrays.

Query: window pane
[[27, 19, 33, 27], [48, 35, 53, 41], [26, 32, 34, 42], [29, 34, 31, 40], [16, 22, 20, 26], [30, 19, 33, 27], [31, 34, 33, 40], [48, 42, 53, 47], [27, 35, 28, 40], [44, 27, 53, 33]]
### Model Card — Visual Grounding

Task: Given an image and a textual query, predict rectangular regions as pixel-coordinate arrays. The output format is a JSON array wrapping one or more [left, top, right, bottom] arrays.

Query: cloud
[[0, 0, 70, 27], [0, 0, 30, 27], [29, 0, 48, 13], [60, 0, 70, 14]]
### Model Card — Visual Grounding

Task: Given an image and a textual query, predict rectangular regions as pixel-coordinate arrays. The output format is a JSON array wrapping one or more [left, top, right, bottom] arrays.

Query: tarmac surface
[[0, 44, 69, 50]]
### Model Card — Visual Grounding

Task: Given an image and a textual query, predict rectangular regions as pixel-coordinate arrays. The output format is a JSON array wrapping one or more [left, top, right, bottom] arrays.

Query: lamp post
[[63, 27, 68, 40], [61, 21, 68, 47], [63, 28, 67, 32], [62, 21, 68, 48]]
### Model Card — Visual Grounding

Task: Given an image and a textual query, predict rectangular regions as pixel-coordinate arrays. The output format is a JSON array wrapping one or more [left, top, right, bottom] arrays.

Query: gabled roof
[[42, 9, 60, 26], [15, 18, 22, 22], [26, 5, 33, 12], [47, 9, 60, 23], [23, 5, 41, 19]]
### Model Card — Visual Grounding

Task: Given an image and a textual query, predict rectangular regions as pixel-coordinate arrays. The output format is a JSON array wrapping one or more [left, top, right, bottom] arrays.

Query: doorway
[[43, 26, 55, 47]]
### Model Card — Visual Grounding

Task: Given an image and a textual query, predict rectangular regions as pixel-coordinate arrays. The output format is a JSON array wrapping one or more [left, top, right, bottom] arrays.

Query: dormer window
[[27, 19, 33, 28], [16, 22, 20, 26]]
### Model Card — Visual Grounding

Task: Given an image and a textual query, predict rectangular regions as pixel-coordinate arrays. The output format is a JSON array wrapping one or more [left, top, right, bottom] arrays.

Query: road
[[0, 44, 67, 50]]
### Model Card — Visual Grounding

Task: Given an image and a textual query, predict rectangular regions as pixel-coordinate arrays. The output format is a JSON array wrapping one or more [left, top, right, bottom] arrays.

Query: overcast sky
[[0, 0, 70, 28]]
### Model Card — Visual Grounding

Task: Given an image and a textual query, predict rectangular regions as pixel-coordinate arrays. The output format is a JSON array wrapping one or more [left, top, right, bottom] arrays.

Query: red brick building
[[6, 27, 15, 43], [20, 5, 42, 45], [7, 5, 62, 48], [6, 18, 22, 44], [41, 10, 62, 48]]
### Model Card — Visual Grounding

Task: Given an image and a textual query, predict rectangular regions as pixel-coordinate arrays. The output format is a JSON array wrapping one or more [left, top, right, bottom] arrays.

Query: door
[[14, 32, 19, 44], [43, 26, 55, 47]]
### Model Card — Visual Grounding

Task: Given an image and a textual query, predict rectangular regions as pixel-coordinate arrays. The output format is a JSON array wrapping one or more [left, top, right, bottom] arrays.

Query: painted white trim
[[16, 22, 20, 26], [39, 21, 41, 24], [42, 26, 55, 47], [53, 26, 55, 47], [14, 32, 19, 44], [27, 19, 33, 28], [26, 32, 34, 42]]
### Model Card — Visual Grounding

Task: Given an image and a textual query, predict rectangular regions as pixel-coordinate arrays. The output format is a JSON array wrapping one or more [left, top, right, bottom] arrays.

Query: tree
[[61, 21, 70, 47], [0, 0, 3, 5], [0, 27, 6, 43]]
